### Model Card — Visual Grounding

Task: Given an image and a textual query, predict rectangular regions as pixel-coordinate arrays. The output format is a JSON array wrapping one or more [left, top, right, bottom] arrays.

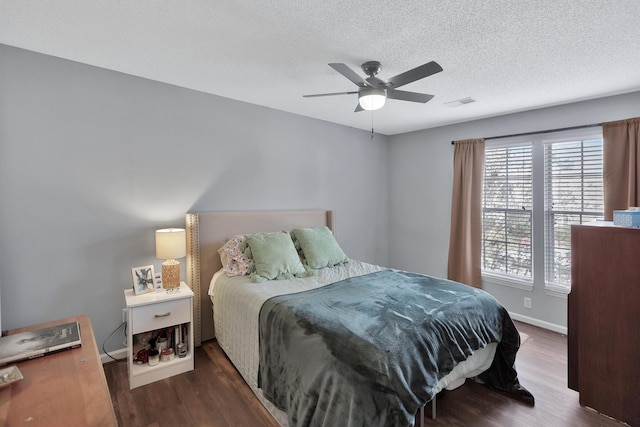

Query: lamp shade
[[155, 228, 186, 260], [359, 87, 386, 111]]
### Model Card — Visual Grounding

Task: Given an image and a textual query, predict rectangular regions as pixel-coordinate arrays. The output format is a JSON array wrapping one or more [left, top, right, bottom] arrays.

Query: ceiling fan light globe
[[359, 88, 387, 111]]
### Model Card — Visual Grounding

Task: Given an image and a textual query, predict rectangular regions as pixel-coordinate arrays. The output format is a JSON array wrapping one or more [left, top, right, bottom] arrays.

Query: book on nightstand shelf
[[0, 321, 82, 366]]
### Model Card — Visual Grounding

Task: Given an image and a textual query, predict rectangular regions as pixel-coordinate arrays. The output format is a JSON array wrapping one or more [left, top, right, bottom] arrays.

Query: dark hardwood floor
[[105, 322, 626, 426]]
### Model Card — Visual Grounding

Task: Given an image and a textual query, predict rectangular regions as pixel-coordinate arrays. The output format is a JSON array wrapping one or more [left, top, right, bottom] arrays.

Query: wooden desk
[[0, 315, 117, 426]]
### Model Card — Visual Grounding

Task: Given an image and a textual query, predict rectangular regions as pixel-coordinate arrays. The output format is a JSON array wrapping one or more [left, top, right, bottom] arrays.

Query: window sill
[[544, 283, 570, 298], [481, 272, 533, 291]]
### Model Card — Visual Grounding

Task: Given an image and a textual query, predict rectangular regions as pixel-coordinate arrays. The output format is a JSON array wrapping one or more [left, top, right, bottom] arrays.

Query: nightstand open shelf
[[124, 282, 194, 389]]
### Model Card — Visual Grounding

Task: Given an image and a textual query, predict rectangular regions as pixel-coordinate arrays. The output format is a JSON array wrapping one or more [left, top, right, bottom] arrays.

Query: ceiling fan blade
[[303, 91, 358, 98], [329, 63, 369, 87], [387, 61, 443, 89], [387, 90, 434, 103], [354, 103, 364, 112]]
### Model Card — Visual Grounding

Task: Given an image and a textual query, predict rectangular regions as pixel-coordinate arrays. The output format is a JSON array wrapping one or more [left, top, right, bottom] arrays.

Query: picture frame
[[131, 265, 156, 295]]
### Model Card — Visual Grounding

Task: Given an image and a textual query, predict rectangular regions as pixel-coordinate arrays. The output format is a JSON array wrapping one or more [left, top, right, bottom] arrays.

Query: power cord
[[102, 321, 127, 362]]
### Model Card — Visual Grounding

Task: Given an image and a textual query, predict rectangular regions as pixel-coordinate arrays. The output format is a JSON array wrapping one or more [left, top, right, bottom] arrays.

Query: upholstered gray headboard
[[185, 210, 335, 345]]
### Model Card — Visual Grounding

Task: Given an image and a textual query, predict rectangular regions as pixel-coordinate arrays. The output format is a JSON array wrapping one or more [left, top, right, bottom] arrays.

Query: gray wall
[[388, 90, 640, 331], [0, 44, 389, 350], [3, 42, 640, 350]]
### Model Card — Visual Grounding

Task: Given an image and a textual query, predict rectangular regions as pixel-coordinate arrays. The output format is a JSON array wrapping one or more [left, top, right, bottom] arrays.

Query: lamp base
[[162, 260, 181, 288]]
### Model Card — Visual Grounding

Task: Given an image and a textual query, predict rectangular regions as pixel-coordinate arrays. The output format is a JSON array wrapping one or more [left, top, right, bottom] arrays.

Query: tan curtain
[[603, 118, 640, 220], [448, 138, 485, 288]]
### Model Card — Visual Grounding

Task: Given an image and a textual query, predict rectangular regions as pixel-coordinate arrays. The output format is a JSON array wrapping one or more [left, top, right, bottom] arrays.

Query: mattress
[[209, 260, 497, 426]]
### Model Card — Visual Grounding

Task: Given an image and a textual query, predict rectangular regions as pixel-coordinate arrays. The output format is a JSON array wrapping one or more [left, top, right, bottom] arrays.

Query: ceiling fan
[[303, 60, 443, 112]]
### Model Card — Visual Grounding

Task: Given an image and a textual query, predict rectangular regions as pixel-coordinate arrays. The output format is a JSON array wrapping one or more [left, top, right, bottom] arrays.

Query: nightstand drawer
[[132, 298, 190, 334]]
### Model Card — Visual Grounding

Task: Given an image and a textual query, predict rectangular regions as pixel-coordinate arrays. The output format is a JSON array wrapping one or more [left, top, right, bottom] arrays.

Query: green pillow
[[291, 226, 349, 269], [245, 232, 306, 282]]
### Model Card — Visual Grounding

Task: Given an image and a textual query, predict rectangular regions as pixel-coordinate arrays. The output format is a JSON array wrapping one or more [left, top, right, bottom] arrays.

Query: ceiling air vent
[[445, 97, 476, 107]]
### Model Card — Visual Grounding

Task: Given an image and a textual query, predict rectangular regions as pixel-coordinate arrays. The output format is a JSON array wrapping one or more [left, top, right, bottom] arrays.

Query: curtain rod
[[450, 123, 602, 145]]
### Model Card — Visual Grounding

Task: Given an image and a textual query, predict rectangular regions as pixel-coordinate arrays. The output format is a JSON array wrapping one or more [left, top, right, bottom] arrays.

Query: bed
[[185, 210, 533, 427]]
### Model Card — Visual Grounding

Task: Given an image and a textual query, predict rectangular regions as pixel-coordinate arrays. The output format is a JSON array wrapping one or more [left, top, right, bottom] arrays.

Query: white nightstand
[[124, 282, 194, 389]]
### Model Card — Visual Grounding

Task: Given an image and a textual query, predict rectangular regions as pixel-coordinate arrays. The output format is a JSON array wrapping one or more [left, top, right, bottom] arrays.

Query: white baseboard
[[100, 347, 127, 364], [509, 312, 567, 335]]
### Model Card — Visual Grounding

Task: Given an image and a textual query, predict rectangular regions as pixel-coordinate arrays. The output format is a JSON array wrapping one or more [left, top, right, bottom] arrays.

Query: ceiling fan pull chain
[[371, 111, 375, 140]]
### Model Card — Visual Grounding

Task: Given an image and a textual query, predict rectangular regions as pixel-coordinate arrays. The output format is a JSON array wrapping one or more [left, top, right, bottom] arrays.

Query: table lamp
[[155, 228, 186, 288]]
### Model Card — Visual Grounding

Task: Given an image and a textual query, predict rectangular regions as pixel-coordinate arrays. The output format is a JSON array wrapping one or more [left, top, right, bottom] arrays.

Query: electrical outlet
[[122, 308, 127, 323], [524, 297, 532, 309]]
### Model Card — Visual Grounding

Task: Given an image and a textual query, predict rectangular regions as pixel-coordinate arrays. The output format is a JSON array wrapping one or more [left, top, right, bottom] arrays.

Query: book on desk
[[0, 321, 82, 366]]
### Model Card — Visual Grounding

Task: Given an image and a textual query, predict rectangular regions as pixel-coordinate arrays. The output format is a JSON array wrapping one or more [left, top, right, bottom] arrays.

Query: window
[[482, 145, 533, 279], [543, 139, 604, 291], [481, 130, 603, 294]]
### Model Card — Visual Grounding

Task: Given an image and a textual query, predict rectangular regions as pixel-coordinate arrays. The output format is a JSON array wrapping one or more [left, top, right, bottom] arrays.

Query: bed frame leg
[[432, 397, 436, 420], [417, 396, 437, 427]]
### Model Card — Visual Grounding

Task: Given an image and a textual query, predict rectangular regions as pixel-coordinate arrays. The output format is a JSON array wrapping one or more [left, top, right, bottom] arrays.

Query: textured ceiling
[[2, 1, 640, 135]]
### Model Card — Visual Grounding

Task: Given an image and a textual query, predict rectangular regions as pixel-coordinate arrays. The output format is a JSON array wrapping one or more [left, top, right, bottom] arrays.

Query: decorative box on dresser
[[124, 282, 194, 389], [569, 221, 640, 426]]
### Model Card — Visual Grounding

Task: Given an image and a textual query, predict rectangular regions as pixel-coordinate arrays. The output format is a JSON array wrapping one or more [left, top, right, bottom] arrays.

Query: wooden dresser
[[0, 315, 117, 426], [569, 221, 640, 426]]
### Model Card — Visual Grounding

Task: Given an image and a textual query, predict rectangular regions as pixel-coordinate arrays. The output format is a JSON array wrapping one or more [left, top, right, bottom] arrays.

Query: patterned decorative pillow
[[218, 235, 253, 276]]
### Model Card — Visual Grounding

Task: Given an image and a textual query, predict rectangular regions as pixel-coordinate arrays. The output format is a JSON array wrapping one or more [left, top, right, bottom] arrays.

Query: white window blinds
[[482, 144, 533, 278], [543, 139, 604, 289]]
